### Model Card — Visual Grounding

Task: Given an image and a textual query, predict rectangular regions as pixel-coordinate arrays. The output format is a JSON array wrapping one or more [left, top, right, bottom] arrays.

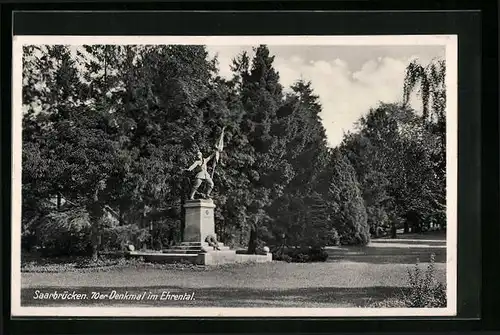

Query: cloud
[[208, 47, 423, 147], [275, 55, 419, 147]]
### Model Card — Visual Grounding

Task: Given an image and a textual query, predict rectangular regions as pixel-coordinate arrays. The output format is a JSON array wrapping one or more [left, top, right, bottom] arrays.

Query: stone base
[[128, 241, 273, 265], [128, 251, 272, 265]]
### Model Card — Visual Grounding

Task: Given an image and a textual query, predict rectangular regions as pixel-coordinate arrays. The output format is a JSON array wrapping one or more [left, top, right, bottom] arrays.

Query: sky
[[206, 45, 445, 147], [65, 42, 446, 147]]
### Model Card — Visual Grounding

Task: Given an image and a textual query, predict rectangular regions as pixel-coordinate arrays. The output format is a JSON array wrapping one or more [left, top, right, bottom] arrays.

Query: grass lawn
[[20, 231, 447, 308]]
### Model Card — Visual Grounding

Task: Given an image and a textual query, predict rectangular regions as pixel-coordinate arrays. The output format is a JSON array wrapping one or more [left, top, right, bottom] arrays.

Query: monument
[[128, 126, 272, 265], [160, 196, 236, 265]]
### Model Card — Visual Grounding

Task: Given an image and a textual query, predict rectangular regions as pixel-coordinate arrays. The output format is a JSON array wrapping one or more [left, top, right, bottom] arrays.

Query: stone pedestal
[[183, 199, 216, 243]]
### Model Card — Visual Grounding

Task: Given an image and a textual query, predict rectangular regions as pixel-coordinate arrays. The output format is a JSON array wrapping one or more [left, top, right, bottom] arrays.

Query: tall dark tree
[[324, 148, 370, 245], [230, 45, 294, 253], [120, 45, 225, 245], [267, 80, 331, 246]]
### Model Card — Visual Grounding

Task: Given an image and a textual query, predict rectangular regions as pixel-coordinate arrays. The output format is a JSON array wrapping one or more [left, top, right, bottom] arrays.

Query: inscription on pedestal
[[203, 209, 212, 218]]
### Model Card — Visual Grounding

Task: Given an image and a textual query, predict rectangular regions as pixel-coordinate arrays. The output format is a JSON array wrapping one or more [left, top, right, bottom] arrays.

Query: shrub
[[375, 226, 387, 237], [325, 228, 340, 246], [36, 208, 92, 256], [21, 229, 38, 252], [32, 207, 153, 256], [403, 254, 447, 307], [367, 254, 446, 308], [273, 246, 329, 263], [308, 246, 329, 262], [367, 206, 389, 238], [101, 224, 151, 252]]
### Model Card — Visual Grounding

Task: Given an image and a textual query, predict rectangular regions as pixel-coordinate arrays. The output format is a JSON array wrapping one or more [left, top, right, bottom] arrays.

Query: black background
[[1, 1, 497, 334]]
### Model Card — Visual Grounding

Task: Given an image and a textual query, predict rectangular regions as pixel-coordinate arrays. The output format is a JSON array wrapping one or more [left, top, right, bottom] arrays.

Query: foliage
[[342, 101, 445, 236], [266, 80, 331, 249], [101, 225, 151, 251], [403, 254, 447, 307], [326, 149, 370, 245], [403, 59, 446, 227], [34, 208, 92, 256], [367, 253, 446, 308], [273, 246, 329, 263], [22, 45, 446, 257]]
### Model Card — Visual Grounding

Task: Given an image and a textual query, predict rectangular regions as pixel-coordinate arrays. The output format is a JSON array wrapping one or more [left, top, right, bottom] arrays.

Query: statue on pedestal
[[184, 150, 216, 200], [184, 127, 225, 200]]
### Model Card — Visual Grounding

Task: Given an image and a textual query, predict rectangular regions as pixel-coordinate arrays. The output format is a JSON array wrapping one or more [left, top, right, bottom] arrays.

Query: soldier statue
[[184, 127, 225, 200], [184, 150, 217, 200]]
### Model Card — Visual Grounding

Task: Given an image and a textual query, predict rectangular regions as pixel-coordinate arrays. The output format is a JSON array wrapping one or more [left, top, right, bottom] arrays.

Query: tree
[[403, 59, 446, 125], [403, 59, 446, 223], [267, 80, 331, 247], [22, 45, 89, 241], [324, 148, 370, 245], [23, 45, 143, 259], [229, 45, 295, 253], [342, 131, 393, 236], [280, 80, 330, 190], [114, 45, 234, 247], [341, 102, 443, 237]]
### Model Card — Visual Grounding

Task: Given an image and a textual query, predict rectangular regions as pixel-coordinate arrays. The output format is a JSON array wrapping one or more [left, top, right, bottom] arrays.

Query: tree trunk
[[414, 223, 422, 233], [403, 221, 409, 234], [90, 223, 100, 262], [91, 245, 98, 262], [247, 229, 257, 254], [390, 222, 397, 239], [89, 203, 104, 262], [118, 203, 126, 226]]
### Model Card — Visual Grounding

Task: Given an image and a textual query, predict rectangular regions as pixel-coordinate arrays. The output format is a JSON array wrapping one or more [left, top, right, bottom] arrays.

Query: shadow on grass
[[325, 246, 446, 264], [22, 285, 412, 308], [21, 253, 86, 265], [385, 231, 446, 240], [370, 240, 445, 246]]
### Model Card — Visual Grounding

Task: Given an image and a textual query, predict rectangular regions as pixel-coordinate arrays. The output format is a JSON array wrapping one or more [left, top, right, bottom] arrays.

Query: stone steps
[[179, 242, 227, 247], [162, 244, 231, 254]]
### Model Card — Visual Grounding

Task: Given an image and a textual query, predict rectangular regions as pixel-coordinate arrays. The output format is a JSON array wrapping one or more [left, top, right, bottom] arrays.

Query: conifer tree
[[231, 45, 293, 253], [326, 148, 370, 245]]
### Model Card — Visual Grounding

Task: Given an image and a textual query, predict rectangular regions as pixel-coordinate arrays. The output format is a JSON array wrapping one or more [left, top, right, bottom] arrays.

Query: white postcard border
[[11, 34, 458, 317]]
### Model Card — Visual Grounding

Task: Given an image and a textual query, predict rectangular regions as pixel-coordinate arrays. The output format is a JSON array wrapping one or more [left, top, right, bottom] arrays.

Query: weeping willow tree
[[403, 59, 447, 226], [402, 59, 447, 153], [403, 59, 446, 139]]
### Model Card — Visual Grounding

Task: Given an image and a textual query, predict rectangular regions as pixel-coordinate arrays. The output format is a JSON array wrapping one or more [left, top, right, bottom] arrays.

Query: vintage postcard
[[11, 35, 457, 317]]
